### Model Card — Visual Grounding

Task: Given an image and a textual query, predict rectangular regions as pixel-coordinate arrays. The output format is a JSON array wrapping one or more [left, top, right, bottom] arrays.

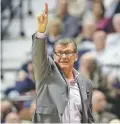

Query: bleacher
[[1, 0, 51, 90]]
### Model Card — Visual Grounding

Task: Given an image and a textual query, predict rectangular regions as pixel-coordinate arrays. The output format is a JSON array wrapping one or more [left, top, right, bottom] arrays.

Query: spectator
[[19, 100, 36, 122], [0, 100, 13, 123], [74, 19, 96, 69], [102, 14, 120, 77], [47, 17, 64, 55], [106, 13, 120, 48], [5, 112, 20, 123], [105, 73, 119, 98], [15, 62, 35, 94], [91, 30, 107, 67], [55, 0, 80, 37], [79, 52, 105, 89], [5, 62, 35, 96], [107, 77, 120, 118], [92, 90, 118, 123], [75, 19, 96, 44], [67, 0, 86, 18], [15, 76, 35, 94], [83, 0, 113, 33]]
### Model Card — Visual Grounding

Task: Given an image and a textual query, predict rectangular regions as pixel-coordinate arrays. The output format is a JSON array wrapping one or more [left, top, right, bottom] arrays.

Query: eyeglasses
[[54, 51, 75, 57]]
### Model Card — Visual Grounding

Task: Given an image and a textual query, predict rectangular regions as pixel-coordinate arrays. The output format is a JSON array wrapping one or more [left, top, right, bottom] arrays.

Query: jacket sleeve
[[87, 80, 94, 123], [32, 33, 50, 89]]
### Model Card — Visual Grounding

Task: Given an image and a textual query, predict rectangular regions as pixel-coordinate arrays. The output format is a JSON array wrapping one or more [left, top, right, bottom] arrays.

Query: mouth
[[60, 62, 68, 65], [60, 61, 68, 63]]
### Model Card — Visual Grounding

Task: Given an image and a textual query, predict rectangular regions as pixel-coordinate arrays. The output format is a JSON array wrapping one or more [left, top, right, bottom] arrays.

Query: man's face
[[53, 43, 78, 71]]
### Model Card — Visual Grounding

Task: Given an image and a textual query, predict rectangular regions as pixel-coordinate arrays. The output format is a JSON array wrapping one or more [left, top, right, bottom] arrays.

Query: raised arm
[[37, 3, 48, 33], [32, 3, 50, 87]]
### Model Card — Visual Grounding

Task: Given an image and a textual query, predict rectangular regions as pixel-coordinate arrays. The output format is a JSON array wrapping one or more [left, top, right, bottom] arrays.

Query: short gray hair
[[53, 38, 77, 52]]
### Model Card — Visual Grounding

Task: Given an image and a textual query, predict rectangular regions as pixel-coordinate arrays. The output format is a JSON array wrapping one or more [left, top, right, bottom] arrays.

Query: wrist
[[36, 32, 47, 39]]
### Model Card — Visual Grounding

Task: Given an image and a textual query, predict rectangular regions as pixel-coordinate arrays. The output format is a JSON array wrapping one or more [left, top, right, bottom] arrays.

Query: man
[[79, 52, 100, 89], [91, 30, 107, 71], [32, 3, 93, 123], [55, 0, 80, 38], [92, 90, 118, 123]]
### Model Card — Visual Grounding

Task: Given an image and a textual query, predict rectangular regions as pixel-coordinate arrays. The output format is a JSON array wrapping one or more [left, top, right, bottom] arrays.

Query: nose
[[62, 53, 67, 58]]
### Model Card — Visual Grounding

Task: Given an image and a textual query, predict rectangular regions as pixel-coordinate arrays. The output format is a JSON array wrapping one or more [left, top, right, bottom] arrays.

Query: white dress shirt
[[62, 73, 82, 123]]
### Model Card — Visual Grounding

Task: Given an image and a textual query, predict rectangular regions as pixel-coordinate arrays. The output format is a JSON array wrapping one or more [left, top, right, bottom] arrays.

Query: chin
[[59, 64, 68, 70]]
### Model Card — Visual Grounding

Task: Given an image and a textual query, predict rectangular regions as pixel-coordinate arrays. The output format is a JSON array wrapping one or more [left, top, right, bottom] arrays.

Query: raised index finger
[[45, 3, 48, 15]]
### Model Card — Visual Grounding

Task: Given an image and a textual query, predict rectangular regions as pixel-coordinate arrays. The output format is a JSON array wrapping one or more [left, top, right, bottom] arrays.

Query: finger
[[44, 14, 48, 24], [38, 15, 43, 23], [45, 3, 48, 15]]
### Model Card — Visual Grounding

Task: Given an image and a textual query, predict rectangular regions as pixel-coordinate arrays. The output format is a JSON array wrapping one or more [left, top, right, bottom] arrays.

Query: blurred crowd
[[1, 0, 120, 123]]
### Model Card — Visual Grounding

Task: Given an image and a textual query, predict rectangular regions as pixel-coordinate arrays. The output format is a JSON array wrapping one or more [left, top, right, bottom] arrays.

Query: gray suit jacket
[[32, 34, 94, 123]]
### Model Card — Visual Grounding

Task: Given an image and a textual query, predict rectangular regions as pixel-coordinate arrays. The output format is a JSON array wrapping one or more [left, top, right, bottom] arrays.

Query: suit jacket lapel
[[74, 69, 87, 100], [77, 74, 88, 123], [77, 76, 87, 100]]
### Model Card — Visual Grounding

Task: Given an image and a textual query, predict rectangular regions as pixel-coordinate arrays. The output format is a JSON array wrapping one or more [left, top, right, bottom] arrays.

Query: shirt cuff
[[36, 32, 47, 39]]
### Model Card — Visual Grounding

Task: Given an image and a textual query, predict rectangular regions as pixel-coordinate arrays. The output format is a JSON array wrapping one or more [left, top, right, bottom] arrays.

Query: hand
[[37, 3, 48, 33]]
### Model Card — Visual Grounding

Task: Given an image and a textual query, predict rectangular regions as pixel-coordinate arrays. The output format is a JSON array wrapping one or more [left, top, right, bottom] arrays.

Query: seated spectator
[[98, 14, 120, 77], [105, 73, 119, 98], [15, 61, 35, 94], [83, 0, 113, 33], [79, 52, 105, 89], [92, 90, 118, 123], [75, 19, 97, 44], [5, 62, 35, 96], [5, 112, 20, 123], [67, 0, 86, 18], [91, 30, 107, 68], [15, 76, 35, 94], [55, 0, 80, 38], [106, 13, 120, 48], [0, 100, 13, 123], [107, 76, 120, 117], [74, 20, 96, 69], [47, 17, 63, 56]]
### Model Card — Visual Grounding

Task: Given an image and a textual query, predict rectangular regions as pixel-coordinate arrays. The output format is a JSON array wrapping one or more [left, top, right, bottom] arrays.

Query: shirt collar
[[66, 69, 79, 86]]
